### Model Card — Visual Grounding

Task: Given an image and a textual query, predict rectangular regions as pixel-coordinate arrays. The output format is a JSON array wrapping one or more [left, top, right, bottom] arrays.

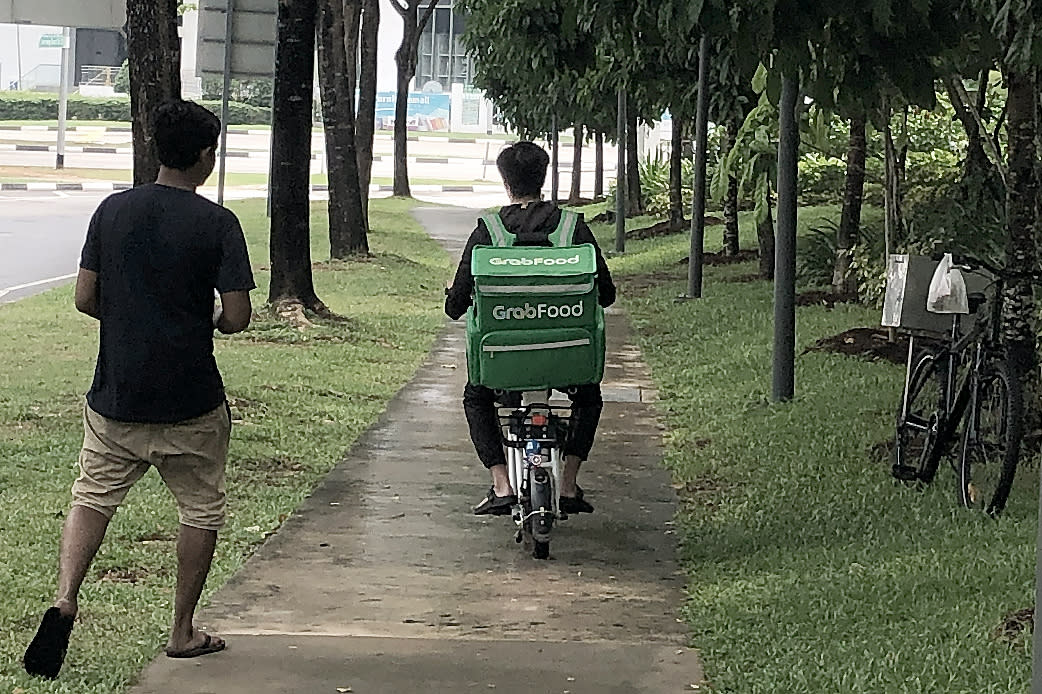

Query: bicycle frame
[[898, 268, 1003, 462], [500, 391, 571, 548]]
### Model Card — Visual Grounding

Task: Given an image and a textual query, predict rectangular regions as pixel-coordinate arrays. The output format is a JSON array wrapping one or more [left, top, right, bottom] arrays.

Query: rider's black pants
[[463, 382, 604, 469]]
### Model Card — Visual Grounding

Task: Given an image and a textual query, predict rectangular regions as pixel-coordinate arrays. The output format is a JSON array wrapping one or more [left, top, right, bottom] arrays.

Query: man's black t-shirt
[[79, 184, 255, 423]]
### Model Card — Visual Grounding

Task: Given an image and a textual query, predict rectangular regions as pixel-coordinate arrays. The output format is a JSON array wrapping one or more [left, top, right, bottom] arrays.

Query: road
[[1, 129, 615, 187], [0, 190, 99, 303], [0, 187, 509, 304]]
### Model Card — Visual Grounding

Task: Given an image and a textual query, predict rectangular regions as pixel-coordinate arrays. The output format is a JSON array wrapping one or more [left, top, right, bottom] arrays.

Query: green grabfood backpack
[[465, 210, 606, 391]]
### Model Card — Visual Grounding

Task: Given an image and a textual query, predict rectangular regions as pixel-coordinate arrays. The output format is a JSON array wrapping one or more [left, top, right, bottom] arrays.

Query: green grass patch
[[0, 197, 451, 692], [588, 203, 1035, 692]]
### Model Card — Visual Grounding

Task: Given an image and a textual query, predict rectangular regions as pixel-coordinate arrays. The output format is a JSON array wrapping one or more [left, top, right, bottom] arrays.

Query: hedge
[[0, 91, 270, 125]]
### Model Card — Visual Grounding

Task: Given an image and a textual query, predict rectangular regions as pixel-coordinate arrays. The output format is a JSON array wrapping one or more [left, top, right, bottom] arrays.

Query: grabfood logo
[[493, 302, 584, 320], [488, 255, 581, 266]]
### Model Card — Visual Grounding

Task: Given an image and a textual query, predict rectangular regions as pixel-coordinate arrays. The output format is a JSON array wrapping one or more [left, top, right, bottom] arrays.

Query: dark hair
[[496, 141, 549, 198], [152, 100, 221, 170]]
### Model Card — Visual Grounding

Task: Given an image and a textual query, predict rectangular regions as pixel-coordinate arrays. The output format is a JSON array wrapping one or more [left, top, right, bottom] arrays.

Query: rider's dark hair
[[153, 100, 221, 170], [496, 141, 549, 199]]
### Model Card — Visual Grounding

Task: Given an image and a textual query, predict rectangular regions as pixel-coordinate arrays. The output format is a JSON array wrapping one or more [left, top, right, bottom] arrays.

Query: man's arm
[[574, 219, 617, 307], [216, 290, 251, 334], [76, 198, 106, 319], [445, 221, 491, 320], [74, 268, 100, 319], [215, 213, 256, 333]]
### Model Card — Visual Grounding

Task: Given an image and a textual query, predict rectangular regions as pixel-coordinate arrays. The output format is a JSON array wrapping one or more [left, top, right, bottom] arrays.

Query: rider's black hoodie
[[445, 201, 616, 320]]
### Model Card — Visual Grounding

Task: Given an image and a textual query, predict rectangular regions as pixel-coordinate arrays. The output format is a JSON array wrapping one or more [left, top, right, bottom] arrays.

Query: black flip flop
[[165, 632, 226, 659], [473, 487, 517, 516], [23, 607, 75, 679]]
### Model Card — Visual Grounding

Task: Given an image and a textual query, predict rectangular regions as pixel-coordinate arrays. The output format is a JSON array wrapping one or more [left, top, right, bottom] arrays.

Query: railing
[[80, 65, 120, 87]]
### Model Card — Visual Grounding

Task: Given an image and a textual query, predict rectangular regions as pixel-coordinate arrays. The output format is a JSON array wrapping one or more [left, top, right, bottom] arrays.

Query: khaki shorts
[[71, 402, 231, 531]]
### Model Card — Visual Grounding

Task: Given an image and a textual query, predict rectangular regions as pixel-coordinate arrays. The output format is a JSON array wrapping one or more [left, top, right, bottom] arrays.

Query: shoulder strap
[[481, 213, 514, 247], [548, 210, 580, 247]]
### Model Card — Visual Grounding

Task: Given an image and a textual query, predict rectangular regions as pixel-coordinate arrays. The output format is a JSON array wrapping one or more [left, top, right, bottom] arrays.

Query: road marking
[[0, 273, 78, 301]]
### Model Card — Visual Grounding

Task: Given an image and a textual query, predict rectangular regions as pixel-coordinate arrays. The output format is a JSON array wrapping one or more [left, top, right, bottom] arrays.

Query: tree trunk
[[356, 0, 380, 213], [1003, 67, 1039, 384], [833, 112, 866, 297], [393, 23, 415, 198], [269, 0, 324, 310], [318, 0, 368, 258], [127, 0, 181, 186], [594, 131, 604, 199], [390, 1, 436, 198], [944, 72, 1005, 186], [668, 116, 685, 229], [626, 111, 643, 214], [757, 185, 775, 280], [882, 104, 905, 257], [568, 124, 583, 203], [551, 120, 560, 203], [723, 119, 740, 255]]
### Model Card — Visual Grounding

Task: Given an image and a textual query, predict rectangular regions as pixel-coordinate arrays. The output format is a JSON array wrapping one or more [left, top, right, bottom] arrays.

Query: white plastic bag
[[926, 253, 969, 314]]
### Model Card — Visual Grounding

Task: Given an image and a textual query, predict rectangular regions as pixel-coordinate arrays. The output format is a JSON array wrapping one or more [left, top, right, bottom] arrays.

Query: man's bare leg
[[561, 454, 582, 498], [490, 463, 514, 497], [54, 506, 111, 619], [165, 524, 223, 653]]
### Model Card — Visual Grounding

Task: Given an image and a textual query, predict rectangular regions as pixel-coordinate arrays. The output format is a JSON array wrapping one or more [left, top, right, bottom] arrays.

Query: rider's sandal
[[559, 486, 594, 514], [473, 487, 517, 516]]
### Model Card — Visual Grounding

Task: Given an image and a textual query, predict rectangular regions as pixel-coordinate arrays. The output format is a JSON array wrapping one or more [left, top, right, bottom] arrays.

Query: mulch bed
[[795, 290, 860, 309], [680, 249, 759, 266], [992, 608, 1033, 646], [628, 220, 685, 240], [803, 327, 913, 365], [720, 273, 764, 284]]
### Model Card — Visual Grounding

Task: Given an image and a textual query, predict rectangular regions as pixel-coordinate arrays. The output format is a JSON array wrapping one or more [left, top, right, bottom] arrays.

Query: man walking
[[23, 100, 255, 679]]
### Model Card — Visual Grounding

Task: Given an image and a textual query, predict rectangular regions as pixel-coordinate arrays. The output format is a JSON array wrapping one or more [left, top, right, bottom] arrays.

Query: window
[[415, 1, 472, 90]]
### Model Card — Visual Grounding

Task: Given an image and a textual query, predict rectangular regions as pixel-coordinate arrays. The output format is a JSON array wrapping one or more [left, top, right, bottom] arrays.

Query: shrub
[[795, 220, 840, 288], [201, 77, 273, 108], [0, 91, 270, 125], [797, 154, 846, 206], [114, 60, 129, 94]]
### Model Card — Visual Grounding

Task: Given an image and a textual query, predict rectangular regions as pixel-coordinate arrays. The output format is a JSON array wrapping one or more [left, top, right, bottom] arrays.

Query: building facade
[[414, 0, 473, 91]]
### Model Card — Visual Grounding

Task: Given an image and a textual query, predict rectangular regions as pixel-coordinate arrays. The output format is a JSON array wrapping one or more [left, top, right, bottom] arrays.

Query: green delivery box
[[466, 244, 605, 391]]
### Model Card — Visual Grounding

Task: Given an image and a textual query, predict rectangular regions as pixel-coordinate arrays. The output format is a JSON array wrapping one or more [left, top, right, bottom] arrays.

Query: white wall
[[1, 4, 407, 95], [376, 0, 404, 92], [0, 23, 64, 90]]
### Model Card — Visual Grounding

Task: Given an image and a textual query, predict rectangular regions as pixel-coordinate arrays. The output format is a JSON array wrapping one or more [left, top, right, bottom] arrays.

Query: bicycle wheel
[[894, 349, 947, 483], [958, 360, 1022, 515], [529, 466, 553, 559]]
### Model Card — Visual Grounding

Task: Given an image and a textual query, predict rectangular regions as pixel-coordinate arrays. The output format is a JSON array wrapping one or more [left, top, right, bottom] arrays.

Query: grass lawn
[[0, 197, 451, 692], [585, 204, 1036, 693]]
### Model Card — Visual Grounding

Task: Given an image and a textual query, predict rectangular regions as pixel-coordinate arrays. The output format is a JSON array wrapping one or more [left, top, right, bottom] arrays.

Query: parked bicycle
[[892, 254, 1032, 516]]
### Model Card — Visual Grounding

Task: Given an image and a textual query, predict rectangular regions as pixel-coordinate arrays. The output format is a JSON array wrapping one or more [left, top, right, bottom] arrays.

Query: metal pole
[[15, 25, 22, 90], [686, 35, 710, 299], [446, 6, 454, 86], [551, 113, 559, 204], [614, 88, 626, 253], [266, 88, 274, 218], [772, 74, 800, 403], [1034, 434, 1042, 693], [217, 0, 235, 206], [56, 27, 72, 169]]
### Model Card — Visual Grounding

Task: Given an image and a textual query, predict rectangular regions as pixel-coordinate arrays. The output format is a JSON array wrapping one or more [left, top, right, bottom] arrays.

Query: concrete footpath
[[128, 207, 702, 694]]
